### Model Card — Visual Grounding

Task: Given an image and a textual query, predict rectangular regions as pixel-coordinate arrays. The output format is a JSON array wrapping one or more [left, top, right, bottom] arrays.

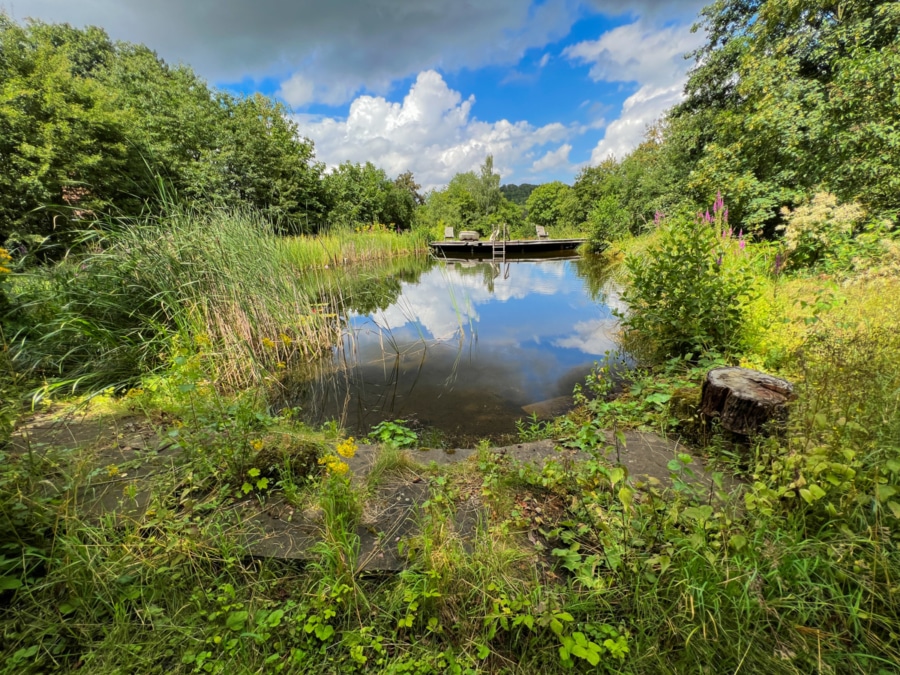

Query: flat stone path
[[9, 413, 736, 573]]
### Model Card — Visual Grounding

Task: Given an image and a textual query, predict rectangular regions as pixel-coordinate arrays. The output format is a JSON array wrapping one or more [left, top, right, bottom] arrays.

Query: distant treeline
[[499, 184, 538, 206]]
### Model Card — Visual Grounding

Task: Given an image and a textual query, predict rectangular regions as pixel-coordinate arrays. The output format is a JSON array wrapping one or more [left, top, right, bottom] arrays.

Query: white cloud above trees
[[295, 71, 572, 189], [564, 19, 704, 161]]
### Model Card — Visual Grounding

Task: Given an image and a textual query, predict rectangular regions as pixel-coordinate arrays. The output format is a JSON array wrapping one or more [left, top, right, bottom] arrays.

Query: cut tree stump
[[700, 367, 795, 435]]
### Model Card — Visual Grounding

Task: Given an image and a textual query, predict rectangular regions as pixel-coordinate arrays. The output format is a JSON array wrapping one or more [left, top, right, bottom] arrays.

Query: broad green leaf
[[226, 610, 249, 632]]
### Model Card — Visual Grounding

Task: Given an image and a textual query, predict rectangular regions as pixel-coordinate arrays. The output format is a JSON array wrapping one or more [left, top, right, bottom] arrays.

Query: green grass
[[279, 227, 430, 269]]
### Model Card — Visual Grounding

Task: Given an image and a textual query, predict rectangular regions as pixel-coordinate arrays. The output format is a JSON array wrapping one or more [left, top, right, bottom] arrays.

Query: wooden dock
[[429, 238, 586, 258]]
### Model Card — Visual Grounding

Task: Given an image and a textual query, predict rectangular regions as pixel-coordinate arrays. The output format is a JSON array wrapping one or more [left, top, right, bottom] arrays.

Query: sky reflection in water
[[285, 258, 622, 440]]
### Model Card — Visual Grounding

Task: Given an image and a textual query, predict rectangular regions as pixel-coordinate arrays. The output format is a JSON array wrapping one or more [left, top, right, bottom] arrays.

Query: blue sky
[[17, 0, 708, 189]]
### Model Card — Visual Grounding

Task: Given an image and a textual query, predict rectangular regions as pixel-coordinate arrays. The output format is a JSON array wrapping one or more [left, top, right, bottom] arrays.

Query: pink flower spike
[[724, 208, 729, 222], [739, 239, 746, 250]]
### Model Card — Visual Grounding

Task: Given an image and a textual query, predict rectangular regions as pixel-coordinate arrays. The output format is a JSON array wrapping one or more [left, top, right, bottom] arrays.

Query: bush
[[620, 214, 757, 360], [587, 195, 629, 252], [777, 192, 894, 271]]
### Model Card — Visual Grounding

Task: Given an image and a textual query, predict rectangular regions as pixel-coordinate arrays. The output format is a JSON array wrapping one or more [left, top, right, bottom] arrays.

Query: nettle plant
[[620, 194, 757, 361]]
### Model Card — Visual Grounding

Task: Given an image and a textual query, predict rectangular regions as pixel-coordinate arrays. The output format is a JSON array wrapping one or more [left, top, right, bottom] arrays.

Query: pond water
[[278, 255, 624, 441]]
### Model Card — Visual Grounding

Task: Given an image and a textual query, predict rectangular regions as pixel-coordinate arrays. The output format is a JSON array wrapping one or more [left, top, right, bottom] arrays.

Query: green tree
[[218, 94, 325, 232], [474, 155, 502, 218], [324, 162, 414, 230], [674, 0, 900, 228], [525, 181, 573, 231]]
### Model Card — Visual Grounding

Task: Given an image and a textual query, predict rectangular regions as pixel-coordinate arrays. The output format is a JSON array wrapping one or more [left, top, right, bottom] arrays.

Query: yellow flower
[[276, 361, 286, 370], [262, 337, 276, 350], [106, 464, 120, 477], [193, 333, 211, 348], [250, 439, 264, 451], [280, 333, 293, 346], [336, 437, 357, 459], [318, 454, 350, 476]]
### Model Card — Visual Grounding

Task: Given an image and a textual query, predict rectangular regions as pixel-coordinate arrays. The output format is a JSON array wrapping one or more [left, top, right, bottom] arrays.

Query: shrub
[[620, 213, 757, 361], [587, 195, 629, 252], [777, 192, 894, 271]]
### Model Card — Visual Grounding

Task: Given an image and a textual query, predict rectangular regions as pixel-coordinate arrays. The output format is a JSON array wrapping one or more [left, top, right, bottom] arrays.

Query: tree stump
[[700, 367, 795, 435]]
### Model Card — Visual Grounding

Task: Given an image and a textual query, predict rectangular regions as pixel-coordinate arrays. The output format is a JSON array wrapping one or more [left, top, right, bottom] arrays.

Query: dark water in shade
[[279, 256, 624, 441]]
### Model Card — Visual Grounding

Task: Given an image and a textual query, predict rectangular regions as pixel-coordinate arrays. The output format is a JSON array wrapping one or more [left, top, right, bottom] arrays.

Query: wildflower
[[106, 464, 120, 478], [336, 437, 357, 459], [319, 454, 350, 476], [774, 252, 784, 275], [250, 439, 264, 452], [279, 333, 293, 346], [0, 247, 11, 275], [193, 333, 211, 348], [276, 361, 286, 370], [262, 337, 276, 350]]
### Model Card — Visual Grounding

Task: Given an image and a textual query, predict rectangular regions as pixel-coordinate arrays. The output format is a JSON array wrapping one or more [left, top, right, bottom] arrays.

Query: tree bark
[[700, 367, 795, 435]]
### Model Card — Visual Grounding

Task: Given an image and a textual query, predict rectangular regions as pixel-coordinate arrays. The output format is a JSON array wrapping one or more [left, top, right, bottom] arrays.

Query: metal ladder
[[491, 222, 507, 263]]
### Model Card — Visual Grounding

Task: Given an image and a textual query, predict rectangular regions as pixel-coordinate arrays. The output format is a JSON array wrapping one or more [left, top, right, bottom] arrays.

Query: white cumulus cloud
[[296, 70, 572, 189], [532, 144, 573, 172], [565, 19, 704, 161]]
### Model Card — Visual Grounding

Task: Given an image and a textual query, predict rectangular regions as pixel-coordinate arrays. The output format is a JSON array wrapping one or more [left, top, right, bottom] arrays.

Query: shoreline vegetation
[[2, 1, 900, 673]]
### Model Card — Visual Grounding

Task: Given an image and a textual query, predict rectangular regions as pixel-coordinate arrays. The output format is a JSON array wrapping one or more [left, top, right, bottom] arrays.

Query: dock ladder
[[491, 223, 508, 263]]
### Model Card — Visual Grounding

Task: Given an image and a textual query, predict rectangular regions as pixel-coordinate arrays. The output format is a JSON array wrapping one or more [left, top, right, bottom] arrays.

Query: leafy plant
[[368, 420, 417, 448], [620, 212, 758, 360]]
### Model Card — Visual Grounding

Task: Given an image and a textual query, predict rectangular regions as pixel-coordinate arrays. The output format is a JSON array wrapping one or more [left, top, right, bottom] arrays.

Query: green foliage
[[9, 207, 343, 394], [620, 213, 758, 360], [675, 0, 900, 227], [368, 420, 418, 449], [778, 192, 894, 271], [0, 15, 332, 246], [417, 159, 522, 238], [524, 181, 572, 231], [587, 195, 630, 252], [499, 183, 538, 206], [324, 162, 416, 231]]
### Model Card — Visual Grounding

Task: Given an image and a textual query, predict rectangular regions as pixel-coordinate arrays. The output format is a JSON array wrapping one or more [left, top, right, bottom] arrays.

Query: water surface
[[280, 256, 623, 440]]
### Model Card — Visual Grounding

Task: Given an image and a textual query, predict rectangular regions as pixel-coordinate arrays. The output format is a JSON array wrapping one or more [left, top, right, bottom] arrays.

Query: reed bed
[[11, 208, 353, 393], [279, 228, 430, 269]]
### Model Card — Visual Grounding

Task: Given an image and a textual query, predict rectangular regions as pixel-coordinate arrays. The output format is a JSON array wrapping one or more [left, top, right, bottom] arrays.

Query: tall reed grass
[[12, 208, 350, 393], [279, 228, 429, 269]]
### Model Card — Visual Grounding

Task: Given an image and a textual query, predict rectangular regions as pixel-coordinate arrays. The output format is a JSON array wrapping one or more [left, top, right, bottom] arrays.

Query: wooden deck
[[429, 237, 586, 257]]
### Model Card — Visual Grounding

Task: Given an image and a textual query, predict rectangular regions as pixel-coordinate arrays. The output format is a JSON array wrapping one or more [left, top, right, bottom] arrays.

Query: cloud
[[20, 0, 580, 106], [368, 260, 572, 340], [277, 73, 315, 108], [296, 70, 572, 189], [565, 18, 704, 160], [532, 144, 573, 172], [552, 319, 618, 355]]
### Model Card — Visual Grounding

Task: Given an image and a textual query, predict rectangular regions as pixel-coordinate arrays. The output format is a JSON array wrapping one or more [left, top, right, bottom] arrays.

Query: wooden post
[[700, 367, 795, 435]]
